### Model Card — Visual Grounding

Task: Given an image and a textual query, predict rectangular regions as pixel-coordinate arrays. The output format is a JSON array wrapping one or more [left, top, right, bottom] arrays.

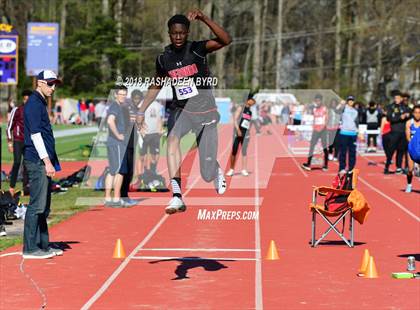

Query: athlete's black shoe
[[301, 163, 311, 171]]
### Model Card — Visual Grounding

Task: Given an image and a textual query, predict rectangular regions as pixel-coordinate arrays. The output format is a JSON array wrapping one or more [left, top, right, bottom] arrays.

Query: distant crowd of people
[[228, 91, 419, 193]]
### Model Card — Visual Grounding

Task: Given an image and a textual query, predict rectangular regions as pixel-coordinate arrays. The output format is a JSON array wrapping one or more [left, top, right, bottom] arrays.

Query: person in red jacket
[[301, 94, 329, 171], [7, 90, 31, 195]]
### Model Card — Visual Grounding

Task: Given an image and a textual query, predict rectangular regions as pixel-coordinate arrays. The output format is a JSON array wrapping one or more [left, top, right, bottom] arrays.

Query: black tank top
[[156, 41, 216, 112], [238, 106, 252, 132]]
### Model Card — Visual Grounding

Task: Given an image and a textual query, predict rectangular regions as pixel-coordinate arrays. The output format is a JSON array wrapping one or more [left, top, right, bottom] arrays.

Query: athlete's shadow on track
[[398, 254, 420, 262], [149, 257, 231, 280], [308, 240, 366, 246]]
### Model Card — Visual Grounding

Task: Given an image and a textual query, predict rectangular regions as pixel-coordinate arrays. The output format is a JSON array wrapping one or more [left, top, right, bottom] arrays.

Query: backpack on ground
[[324, 172, 353, 212]]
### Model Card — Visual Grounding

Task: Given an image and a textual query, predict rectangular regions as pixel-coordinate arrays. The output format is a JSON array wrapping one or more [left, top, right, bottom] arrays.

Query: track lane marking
[[81, 130, 232, 309], [254, 133, 263, 310], [140, 248, 260, 252], [358, 176, 420, 222], [131, 256, 258, 261], [328, 159, 419, 222], [271, 125, 308, 178]]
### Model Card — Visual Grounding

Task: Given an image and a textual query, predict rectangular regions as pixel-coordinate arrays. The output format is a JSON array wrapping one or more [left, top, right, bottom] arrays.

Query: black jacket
[[386, 103, 410, 133]]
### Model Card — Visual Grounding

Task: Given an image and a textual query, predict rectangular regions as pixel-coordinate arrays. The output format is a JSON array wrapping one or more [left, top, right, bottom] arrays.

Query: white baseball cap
[[37, 70, 62, 84]]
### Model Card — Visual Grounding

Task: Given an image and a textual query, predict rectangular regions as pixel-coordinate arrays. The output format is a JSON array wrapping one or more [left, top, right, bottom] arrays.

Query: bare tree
[[115, 0, 123, 76], [215, 0, 226, 89], [334, 0, 342, 92], [351, 0, 362, 92], [275, 0, 283, 90], [260, 0, 268, 86], [101, 0, 111, 83], [252, 0, 262, 90], [59, 0, 67, 78]]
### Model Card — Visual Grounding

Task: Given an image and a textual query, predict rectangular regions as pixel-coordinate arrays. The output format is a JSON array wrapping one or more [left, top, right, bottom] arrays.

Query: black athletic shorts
[[140, 133, 161, 156]]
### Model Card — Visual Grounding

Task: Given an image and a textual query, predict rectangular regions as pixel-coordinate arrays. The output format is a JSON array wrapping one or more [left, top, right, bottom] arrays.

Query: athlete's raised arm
[[187, 8, 232, 52]]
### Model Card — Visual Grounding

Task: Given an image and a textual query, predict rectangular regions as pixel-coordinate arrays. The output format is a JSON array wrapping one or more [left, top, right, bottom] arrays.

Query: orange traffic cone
[[357, 249, 370, 276], [113, 239, 126, 259], [265, 240, 279, 260], [364, 256, 378, 278]]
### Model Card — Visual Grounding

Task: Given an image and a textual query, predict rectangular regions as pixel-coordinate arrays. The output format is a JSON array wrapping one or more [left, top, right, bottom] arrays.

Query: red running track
[[0, 125, 419, 309]]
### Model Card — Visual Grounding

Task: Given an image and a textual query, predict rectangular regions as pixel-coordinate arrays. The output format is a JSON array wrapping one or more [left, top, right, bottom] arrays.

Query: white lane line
[[271, 125, 308, 178], [76, 197, 264, 206], [140, 248, 260, 252], [358, 176, 420, 222], [329, 160, 419, 222], [81, 214, 169, 310], [82, 175, 201, 310], [0, 251, 22, 258], [254, 133, 263, 310], [131, 256, 258, 261], [81, 133, 232, 309]]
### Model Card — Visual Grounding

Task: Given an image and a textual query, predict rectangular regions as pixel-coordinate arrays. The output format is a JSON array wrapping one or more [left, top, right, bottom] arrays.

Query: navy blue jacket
[[24, 91, 61, 171]]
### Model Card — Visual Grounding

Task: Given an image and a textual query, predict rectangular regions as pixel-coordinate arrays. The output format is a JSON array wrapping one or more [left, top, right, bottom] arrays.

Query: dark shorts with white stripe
[[107, 144, 128, 176]]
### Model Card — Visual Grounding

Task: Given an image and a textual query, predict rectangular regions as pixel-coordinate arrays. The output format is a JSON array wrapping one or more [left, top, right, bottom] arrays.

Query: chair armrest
[[313, 186, 352, 196]]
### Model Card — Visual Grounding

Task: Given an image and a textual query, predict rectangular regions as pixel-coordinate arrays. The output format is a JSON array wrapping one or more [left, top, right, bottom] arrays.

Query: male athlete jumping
[[137, 9, 231, 214]]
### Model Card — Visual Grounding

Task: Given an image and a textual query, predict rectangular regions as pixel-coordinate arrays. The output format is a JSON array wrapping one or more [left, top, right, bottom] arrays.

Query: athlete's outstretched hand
[[187, 8, 205, 21]]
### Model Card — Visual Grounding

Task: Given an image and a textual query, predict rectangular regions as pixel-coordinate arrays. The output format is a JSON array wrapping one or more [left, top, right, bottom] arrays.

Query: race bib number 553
[[175, 82, 199, 100]]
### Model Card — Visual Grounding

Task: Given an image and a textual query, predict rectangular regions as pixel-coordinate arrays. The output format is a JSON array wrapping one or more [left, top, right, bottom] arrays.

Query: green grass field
[[1, 129, 96, 163], [0, 126, 198, 251], [1, 124, 198, 163], [0, 186, 103, 252], [51, 124, 91, 131]]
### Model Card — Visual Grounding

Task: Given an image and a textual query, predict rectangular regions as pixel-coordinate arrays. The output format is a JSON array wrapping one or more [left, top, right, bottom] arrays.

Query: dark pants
[[307, 129, 328, 167], [121, 147, 134, 198], [387, 131, 406, 169], [23, 160, 52, 253], [10, 140, 29, 189], [382, 134, 392, 166], [327, 129, 339, 158], [339, 134, 357, 171]]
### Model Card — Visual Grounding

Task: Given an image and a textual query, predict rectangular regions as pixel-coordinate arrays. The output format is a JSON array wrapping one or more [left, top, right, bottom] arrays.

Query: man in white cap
[[22, 70, 64, 259]]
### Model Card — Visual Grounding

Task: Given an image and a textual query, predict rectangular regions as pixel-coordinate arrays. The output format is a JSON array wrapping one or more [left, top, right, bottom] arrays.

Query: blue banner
[[26, 22, 59, 76]]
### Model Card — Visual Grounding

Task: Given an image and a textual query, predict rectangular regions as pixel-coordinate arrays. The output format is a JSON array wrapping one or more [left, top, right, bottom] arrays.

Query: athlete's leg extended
[[196, 123, 219, 182], [241, 133, 251, 173], [229, 134, 243, 170], [194, 118, 226, 194], [165, 109, 192, 214], [305, 130, 321, 167], [167, 135, 182, 180], [320, 129, 329, 169], [406, 156, 415, 193]]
